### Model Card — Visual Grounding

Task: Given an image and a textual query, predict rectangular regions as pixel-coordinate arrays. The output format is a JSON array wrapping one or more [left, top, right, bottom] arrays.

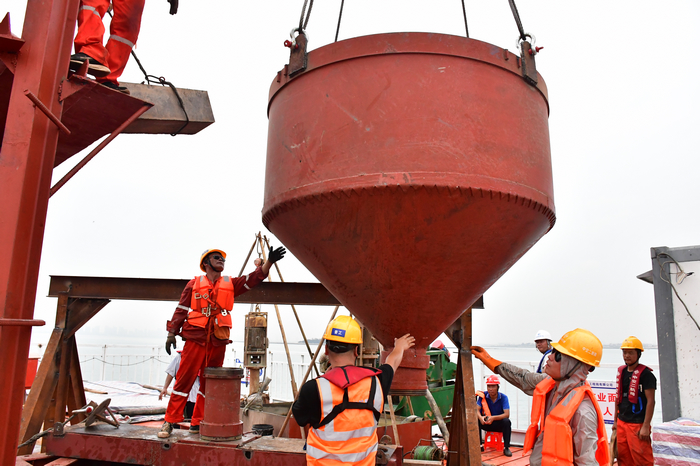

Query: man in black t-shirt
[[292, 315, 414, 465], [613, 336, 656, 466]]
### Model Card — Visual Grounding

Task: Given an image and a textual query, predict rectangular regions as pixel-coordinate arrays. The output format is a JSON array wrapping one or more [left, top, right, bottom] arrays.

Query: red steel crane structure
[[0, 1, 212, 463], [0, 2, 83, 463]]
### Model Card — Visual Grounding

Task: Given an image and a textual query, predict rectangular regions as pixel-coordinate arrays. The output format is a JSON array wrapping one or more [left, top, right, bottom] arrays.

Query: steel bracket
[[288, 32, 308, 78], [519, 40, 538, 86]]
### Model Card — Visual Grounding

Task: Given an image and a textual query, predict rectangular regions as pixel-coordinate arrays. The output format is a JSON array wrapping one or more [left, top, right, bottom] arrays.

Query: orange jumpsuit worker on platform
[[69, 0, 178, 94], [157, 246, 286, 439]]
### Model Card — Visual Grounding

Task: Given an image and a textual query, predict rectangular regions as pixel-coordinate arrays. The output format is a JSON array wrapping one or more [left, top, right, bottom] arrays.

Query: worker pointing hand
[[471, 346, 502, 372]]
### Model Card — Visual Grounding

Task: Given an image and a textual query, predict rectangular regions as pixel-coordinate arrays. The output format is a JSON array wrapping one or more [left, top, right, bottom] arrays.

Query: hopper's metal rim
[[268, 32, 549, 116]]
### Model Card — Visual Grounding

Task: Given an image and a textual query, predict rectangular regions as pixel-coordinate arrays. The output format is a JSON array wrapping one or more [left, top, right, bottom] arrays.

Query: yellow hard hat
[[621, 336, 644, 352], [323, 315, 362, 344], [551, 328, 603, 367], [200, 249, 226, 272]]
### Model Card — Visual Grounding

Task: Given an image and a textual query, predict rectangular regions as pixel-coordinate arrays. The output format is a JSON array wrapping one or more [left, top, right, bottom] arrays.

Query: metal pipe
[[49, 103, 151, 197], [278, 306, 339, 438], [23, 89, 71, 135], [0, 318, 45, 326]]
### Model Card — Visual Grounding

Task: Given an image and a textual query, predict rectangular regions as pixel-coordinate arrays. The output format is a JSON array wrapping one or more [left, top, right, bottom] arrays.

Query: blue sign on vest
[[331, 328, 346, 337]]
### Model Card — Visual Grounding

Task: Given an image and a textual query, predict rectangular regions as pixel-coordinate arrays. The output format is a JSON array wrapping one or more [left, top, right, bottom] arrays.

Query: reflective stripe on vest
[[306, 443, 378, 463], [307, 376, 383, 464], [524, 378, 610, 466], [188, 275, 234, 328]]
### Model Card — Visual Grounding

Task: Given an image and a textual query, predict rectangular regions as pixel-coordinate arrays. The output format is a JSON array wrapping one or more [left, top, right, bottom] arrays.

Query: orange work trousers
[[74, 0, 145, 84], [164, 340, 226, 426], [616, 419, 654, 466]]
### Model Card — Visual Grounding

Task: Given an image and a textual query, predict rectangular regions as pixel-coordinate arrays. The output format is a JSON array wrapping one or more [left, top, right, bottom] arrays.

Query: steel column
[[0, 0, 79, 463]]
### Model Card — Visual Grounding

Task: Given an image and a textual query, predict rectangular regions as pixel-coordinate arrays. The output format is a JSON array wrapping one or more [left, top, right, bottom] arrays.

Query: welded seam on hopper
[[262, 185, 556, 230]]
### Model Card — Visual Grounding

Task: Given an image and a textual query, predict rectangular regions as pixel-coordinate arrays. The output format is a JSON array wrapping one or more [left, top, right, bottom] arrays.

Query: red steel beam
[[0, 0, 79, 463]]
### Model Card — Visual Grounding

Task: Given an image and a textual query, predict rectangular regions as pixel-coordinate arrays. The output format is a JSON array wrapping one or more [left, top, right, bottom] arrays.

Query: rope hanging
[[107, 10, 190, 136]]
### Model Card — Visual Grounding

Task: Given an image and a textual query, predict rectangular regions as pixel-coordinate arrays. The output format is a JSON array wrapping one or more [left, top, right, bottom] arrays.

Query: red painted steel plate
[[264, 33, 554, 391]]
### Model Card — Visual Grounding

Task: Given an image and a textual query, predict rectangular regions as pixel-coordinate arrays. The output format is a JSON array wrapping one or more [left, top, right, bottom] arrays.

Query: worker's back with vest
[[306, 367, 384, 466]]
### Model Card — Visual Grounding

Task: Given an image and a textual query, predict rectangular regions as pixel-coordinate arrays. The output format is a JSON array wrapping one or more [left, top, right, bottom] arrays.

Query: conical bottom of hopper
[[263, 32, 555, 392]]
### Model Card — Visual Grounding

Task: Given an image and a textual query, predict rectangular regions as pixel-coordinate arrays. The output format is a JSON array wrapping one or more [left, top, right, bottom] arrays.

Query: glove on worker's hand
[[470, 346, 502, 372], [165, 335, 177, 355], [268, 246, 287, 263], [167, 0, 178, 15]]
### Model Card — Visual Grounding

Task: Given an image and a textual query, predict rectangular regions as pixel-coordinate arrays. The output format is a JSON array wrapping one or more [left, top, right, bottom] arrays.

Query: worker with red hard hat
[[292, 315, 415, 466], [613, 336, 656, 466], [472, 328, 610, 466], [158, 245, 286, 438], [69, 0, 178, 94], [476, 375, 512, 457]]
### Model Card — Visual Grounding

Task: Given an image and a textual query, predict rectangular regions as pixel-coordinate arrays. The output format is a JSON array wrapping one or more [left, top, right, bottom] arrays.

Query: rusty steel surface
[[44, 425, 310, 466], [53, 75, 152, 167], [201, 368, 244, 441], [121, 82, 215, 135], [0, 0, 80, 463], [264, 33, 554, 392], [48, 275, 341, 305]]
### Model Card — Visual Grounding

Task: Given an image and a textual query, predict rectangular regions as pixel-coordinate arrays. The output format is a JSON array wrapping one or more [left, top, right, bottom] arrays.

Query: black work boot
[[69, 52, 111, 78], [99, 81, 131, 95], [503, 447, 512, 457]]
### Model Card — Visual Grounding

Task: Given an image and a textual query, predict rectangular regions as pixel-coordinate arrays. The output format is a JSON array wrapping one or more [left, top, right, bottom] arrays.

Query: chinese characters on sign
[[590, 380, 616, 424]]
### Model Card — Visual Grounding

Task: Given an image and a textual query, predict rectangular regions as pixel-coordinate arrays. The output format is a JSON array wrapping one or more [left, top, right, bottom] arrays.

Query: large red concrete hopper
[[263, 33, 554, 393]]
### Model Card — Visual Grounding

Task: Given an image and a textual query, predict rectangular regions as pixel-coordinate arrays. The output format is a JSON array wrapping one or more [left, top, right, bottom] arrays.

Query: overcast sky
[[6, 1, 700, 349]]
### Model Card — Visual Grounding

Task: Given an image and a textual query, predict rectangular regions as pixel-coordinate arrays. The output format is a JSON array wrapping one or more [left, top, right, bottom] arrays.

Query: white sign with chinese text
[[589, 380, 616, 425]]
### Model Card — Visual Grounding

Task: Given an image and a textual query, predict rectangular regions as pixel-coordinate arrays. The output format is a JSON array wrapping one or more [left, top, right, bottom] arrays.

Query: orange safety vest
[[523, 378, 609, 466], [476, 391, 492, 418], [187, 275, 234, 329], [306, 368, 384, 466]]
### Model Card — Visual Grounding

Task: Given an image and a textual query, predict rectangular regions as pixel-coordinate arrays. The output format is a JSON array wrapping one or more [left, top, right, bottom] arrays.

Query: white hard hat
[[534, 330, 552, 341]]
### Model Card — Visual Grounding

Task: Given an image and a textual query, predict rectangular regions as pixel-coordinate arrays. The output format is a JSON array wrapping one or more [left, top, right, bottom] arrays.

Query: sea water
[[27, 330, 662, 432]]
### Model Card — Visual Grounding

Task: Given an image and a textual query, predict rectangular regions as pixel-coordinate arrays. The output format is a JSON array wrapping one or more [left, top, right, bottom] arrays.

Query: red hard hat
[[486, 375, 500, 385], [431, 339, 445, 350]]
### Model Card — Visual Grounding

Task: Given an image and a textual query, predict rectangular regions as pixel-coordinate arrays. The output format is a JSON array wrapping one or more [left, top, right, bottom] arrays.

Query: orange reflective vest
[[476, 391, 492, 418], [306, 368, 384, 466], [187, 275, 234, 329], [524, 378, 609, 466]]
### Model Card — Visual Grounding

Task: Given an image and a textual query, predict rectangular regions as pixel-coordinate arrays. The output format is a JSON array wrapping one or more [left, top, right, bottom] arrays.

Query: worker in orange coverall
[[157, 246, 286, 438], [69, 0, 178, 94]]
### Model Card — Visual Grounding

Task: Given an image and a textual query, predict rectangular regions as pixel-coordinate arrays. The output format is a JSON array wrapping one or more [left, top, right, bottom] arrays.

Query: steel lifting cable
[[106, 10, 190, 137], [298, 0, 315, 32], [335, 0, 345, 42], [460, 0, 469, 38], [507, 0, 528, 42]]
